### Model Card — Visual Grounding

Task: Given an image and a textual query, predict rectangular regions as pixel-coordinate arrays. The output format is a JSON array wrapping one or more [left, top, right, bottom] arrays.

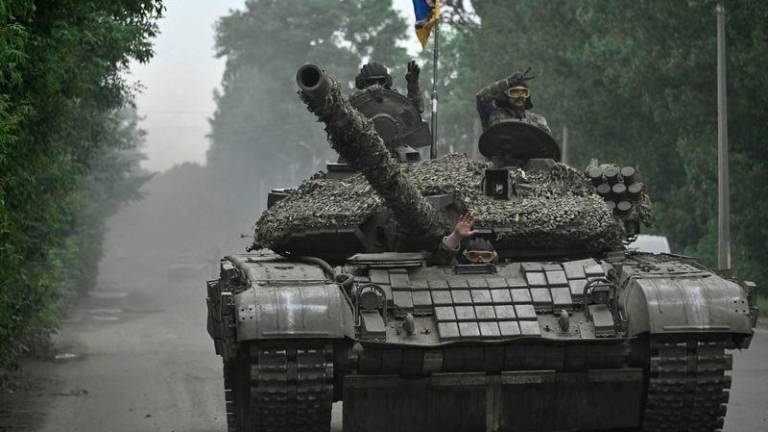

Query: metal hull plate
[[343, 369, 644, 432]]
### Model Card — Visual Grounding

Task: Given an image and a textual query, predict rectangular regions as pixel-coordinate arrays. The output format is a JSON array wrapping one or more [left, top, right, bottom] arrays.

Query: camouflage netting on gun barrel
[[298, 72, 444, 244], [253, 153, 626, 254]]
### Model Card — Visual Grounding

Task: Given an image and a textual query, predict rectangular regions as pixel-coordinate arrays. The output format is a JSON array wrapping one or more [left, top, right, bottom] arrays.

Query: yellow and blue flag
[[412, 0, 440, 48]]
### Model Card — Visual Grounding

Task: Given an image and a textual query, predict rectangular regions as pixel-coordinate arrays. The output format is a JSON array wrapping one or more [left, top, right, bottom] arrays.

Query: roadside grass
[[759, 295, 768, 317]]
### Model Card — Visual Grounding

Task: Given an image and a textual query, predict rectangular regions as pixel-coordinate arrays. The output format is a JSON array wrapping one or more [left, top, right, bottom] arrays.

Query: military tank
[[205, 64, 757, 432]]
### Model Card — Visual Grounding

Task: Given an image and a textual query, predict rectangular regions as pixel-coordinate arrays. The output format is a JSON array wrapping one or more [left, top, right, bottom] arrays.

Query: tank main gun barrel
[[296, 64, 444, 245], [297, 64, 331, 101]]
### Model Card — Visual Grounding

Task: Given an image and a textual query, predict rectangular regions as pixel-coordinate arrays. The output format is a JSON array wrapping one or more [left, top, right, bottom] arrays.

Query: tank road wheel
[[642, 337, 733, 432]]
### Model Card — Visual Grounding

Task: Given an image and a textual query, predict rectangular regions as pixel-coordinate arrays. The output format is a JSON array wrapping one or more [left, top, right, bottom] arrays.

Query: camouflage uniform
[[431, 236, 498, 266], [476, 78, 551, 134], [354, 61, 423, 114], [351, 81, 423, 114], [431, 236, 460, 266]]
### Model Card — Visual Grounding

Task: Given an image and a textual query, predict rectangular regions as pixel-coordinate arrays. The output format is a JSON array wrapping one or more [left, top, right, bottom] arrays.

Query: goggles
[[365, 76, 389, 86], [462, 250, 498, 264], [505, 87, 530, 99]]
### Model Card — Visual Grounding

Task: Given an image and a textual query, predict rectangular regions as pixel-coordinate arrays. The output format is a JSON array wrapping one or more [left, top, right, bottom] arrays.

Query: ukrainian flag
[[412, 0, 440, 48]]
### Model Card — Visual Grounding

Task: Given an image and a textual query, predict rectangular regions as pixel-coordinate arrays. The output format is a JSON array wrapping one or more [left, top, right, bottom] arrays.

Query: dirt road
[[1, 250, 765, 431], [0, 254, 231, 432]]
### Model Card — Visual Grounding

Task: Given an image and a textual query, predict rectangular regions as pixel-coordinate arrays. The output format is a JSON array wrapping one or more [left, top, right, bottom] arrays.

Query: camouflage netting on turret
[[298, 70, 444, 244], [254, 153, 626, 254]]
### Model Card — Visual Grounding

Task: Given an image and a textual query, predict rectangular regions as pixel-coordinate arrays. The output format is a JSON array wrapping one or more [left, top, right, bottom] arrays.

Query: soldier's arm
[[407, 81, 424, 113], [430, 213, 477, 265], [476, 79, 509, 106], [430, 236, 460, 266], [405, 61, 424, 113], [475, 79, 509, 127]]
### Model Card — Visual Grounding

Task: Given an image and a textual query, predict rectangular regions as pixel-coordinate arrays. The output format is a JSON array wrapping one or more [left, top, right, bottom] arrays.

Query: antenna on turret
[[430, 18, 440, 160], [410, 0, 442, 159], [715, 2, 730, 270]]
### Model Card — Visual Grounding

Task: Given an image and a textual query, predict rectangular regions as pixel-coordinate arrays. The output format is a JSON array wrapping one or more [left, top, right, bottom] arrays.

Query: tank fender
[[622, 274, 752, 340], [234, 281, 355, 341]]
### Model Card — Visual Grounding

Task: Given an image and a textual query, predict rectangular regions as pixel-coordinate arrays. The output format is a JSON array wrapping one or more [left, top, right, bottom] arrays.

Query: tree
[[207, 0, 410, 221], [0, 0, 163, 364]]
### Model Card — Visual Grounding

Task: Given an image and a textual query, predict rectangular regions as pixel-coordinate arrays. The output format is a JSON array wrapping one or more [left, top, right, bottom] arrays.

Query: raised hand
[[406, 60, 420, 84], [454, 213, 477, 238], [445, 213, 477, 250], [505, 71, 524, 87], [505, 68, 534, 87]]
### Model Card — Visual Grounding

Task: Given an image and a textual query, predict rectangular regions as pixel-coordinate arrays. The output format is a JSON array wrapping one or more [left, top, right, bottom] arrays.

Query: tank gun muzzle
[[296, 64, 330, 101]]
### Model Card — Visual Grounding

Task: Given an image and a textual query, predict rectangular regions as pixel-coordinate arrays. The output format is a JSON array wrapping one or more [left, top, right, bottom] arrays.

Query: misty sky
[[130, 0, 421, 173]]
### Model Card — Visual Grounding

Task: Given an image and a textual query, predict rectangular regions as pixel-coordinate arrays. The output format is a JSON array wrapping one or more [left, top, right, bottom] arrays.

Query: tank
[[205, 64, 757, 432]]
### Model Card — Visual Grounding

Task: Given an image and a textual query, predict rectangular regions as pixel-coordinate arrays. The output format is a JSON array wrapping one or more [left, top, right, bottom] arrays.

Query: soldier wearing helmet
[[355, 61, 424, 114], [476, 68, 551, 134], [432, 213, 498, 266]]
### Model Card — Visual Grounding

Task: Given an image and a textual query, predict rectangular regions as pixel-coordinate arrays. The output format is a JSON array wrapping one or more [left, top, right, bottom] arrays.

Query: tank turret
[[251, 67, 627, 260], [296, 64, 444, 245]]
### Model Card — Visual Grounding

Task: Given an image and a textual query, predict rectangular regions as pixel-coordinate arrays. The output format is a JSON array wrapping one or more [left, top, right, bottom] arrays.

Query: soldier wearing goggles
[[476, 68, 550, 134], [432, 213, 498, 265]]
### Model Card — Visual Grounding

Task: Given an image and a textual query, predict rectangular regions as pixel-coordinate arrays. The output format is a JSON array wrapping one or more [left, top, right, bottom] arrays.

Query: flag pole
[[429, 16, 440, 159]]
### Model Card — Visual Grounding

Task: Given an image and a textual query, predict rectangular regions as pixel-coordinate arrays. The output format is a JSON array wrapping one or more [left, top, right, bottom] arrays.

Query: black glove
[[406, 60, 420, 85]]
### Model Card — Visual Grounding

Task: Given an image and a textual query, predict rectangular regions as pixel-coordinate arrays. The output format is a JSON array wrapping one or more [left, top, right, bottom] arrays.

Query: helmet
[[355, 62, 393, 90], [460, 238, 498, 264], [506, 69, 534, 109]]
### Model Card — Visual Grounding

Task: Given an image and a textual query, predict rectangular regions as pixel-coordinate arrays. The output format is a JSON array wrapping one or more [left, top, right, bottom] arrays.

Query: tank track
[[224, 360, 244, 432], [250, 343, 334, 432], [642, 337, 733, 432]]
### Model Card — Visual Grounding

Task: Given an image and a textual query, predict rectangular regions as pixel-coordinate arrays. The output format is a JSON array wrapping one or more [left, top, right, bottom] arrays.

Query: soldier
[[355, 61, 424, 114], [432, 213, 498, 265], [476, 68, 551, 134]]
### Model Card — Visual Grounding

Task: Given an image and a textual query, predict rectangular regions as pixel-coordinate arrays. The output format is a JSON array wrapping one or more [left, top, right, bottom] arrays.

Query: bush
[[0, 0, 162, 366]]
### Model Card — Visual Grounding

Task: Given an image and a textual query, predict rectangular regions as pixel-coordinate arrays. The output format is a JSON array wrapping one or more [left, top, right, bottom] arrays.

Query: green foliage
[[437, 0, 767, 291], [208, 0, 410, 216], [0, 0, 161, 365]]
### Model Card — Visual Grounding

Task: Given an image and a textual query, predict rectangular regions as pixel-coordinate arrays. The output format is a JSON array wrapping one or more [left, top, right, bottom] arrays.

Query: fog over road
[[0, 253, 230, 432], [1, 219, 765, 432], [0, 209, 345, 432]]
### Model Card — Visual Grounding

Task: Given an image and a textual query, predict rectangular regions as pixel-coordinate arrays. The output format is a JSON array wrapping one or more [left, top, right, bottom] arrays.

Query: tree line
[[0, 0, 164, 365], [207, 0, 767, 300]]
